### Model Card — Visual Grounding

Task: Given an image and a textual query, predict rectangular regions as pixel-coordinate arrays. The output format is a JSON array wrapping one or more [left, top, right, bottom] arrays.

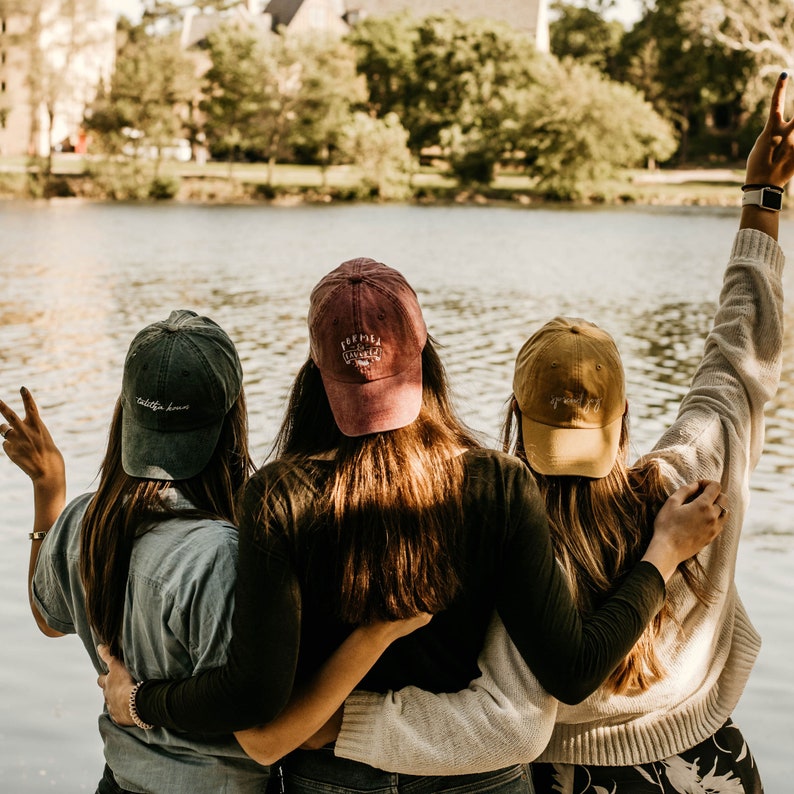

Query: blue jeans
[[95, 765, 139, 794], [279, 748, 534, 793]]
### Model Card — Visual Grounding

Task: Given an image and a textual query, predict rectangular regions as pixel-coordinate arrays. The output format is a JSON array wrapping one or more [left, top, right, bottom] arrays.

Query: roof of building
[[346, 0, 543, 33], [264, 0, 304, 27]]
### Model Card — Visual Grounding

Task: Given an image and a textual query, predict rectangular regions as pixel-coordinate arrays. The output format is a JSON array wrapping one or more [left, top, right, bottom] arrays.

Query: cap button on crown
[[349, 274, 363, 284]]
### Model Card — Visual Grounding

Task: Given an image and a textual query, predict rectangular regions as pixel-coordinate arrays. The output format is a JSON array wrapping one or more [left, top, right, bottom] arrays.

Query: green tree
[[202, 25, 366, 184], [351, 13, 545, 184], [616, 0, 752, 162], [200, 23, 275, 174], [339, 111, 414, 199], [85, 28, 199, 192], [518, 58, 677, 198], [284, 37, 367, 184], [549, 1, 625, 74], [682, 0, 794, 115], [407, 15, 542, 183], [347, 12, 419, 120]]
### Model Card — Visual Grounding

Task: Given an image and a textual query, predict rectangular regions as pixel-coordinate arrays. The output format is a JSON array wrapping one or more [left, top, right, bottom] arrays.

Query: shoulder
[[461, 448, 543, 514], [241, 458, 323, 513], [463, 448, 537, 488], [135, 514, 240, 584]]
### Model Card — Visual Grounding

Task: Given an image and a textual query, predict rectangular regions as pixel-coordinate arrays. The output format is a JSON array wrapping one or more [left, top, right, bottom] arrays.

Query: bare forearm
[[234, 621, 421, 766], [739, 205, 779, 239], [29, 476, 66, 636]]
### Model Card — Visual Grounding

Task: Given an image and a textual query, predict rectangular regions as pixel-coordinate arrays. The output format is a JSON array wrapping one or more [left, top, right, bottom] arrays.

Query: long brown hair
[[272, 337, 480, 623], [504, 404, 709, 694], [79, 392, 253, 659]]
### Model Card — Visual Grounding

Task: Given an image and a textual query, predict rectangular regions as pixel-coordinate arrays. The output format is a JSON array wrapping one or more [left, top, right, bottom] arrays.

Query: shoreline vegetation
[[0, 154, 748, 208]]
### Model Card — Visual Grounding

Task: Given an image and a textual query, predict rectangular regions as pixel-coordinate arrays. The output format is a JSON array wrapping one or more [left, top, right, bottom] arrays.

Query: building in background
[[0, 1, 116, 158], [265, 0, 549, 51], [0, 0, 548, 159]]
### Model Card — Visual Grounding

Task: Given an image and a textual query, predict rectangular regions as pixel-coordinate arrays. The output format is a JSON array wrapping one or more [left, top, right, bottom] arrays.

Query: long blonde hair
[[504, 406, 709, 694]]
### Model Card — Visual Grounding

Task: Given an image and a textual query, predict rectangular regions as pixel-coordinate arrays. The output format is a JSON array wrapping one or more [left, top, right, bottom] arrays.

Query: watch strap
[[741, 186, 783, 211]]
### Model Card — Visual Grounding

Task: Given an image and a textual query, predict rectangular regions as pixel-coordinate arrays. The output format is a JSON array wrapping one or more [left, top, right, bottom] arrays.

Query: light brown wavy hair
[[504, 404, 710, 694], [79, 393, 253, 660], [272, 337, 480, 624]]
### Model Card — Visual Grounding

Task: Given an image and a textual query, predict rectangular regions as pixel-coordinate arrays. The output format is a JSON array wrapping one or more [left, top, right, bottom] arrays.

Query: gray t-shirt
[[31, 490, 269, 794]]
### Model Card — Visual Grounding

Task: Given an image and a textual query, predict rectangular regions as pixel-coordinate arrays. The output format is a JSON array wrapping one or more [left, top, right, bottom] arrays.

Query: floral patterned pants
[[530, 719, 763, 794]]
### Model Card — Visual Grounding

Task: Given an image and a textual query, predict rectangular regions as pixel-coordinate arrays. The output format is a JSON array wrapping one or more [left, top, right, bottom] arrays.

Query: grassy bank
[[0, 154, 747, 206]]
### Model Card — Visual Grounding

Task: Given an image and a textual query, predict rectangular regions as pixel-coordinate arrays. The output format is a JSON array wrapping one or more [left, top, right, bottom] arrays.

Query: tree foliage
[[284, 37, 367, 173], [201, 25, 364, 181], [517, 58, 677, 197], [616, 0, 752, 161], [682, 0, 794, 114], [351, 13, 544, 185], [338, 111, 414, 199], [347, 12, 419, 120], [549, 0, 624, 73], [85, 29, 199, 173]]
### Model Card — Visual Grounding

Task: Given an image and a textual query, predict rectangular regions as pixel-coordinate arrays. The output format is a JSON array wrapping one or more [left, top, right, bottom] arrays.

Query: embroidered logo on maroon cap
[[308, 258, 427, 437]]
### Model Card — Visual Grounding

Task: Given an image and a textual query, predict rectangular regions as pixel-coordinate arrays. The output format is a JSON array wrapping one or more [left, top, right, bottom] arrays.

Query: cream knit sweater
[[333, 228, 785, 773]]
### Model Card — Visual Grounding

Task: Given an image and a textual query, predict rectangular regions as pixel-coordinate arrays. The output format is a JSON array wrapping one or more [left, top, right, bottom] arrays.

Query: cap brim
[[320, 361, 423, 437], [121, 409, 222, 480], [521, 413, 622, 478]]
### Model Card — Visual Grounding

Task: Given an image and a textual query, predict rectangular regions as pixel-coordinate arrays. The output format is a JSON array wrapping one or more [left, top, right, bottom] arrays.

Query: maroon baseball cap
[[308, 257, 428, 437]]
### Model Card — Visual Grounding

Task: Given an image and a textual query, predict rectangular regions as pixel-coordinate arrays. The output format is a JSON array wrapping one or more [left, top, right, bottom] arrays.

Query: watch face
[[763, 189, 784, 210]]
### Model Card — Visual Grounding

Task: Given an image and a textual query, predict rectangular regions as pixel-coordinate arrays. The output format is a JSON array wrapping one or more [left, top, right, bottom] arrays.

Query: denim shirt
[[31, 491, 269, 794]]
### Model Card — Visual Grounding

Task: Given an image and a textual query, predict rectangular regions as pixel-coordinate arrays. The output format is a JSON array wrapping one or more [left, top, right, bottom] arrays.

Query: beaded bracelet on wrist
[[129, 682, 154, 730]]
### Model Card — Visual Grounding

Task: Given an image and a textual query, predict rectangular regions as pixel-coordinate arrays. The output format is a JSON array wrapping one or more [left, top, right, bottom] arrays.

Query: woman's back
[[236, 446, 666, 705]]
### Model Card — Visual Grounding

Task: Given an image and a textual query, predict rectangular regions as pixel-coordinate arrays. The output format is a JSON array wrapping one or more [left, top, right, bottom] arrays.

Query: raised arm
[[1, 388, 66, 637], [651, 72, 793, 484], [740, 72, 794, 240]]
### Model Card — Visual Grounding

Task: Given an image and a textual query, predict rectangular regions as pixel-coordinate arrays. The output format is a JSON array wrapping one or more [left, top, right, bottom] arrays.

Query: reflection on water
[[1, 201, 793, 790]]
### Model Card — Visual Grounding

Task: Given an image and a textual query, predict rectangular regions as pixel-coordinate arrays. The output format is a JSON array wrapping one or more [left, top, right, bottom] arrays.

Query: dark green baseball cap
[[120, 310, 243, 480]]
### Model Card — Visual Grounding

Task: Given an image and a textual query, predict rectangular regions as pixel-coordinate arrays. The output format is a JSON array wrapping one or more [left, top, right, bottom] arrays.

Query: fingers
[[1, 388, 39, 425], [672, 480, 730, 523], [697, 480, 723, 504], [0, 398, 19, 427], [767, 71, 788, 129], [666, 480, 702, 507], [20, 387, 39, 421], [97, 643, 112, 668]]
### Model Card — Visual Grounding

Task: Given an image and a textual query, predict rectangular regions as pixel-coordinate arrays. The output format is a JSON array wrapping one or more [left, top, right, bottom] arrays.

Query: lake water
[[1, 200, 792, 792]]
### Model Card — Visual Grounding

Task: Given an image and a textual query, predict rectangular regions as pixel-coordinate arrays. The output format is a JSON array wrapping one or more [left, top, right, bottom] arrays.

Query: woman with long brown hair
[[306, 72, 794, 794], [98, 263, 724, 792], [1, 310, 427, 794]]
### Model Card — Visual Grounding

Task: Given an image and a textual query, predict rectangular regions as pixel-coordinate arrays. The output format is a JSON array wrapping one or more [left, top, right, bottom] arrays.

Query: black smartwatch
[[741, 185, 784, 211]]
